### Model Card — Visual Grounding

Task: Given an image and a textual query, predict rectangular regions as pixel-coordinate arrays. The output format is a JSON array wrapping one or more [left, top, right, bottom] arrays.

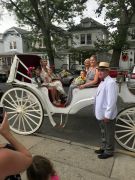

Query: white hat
[[98, 62, 110, 70]]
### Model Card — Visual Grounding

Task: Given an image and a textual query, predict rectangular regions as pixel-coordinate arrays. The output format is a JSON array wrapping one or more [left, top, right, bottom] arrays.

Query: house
[[0, 27, 32, 73], [0, 27, 48, 73], [0, 19, 110, 71], [0, 26, 31, 54], [68, 18, 109, 64]]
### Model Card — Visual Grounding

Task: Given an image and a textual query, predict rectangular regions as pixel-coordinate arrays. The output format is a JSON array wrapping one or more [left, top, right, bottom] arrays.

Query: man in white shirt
[[95, 62, 118, 159]]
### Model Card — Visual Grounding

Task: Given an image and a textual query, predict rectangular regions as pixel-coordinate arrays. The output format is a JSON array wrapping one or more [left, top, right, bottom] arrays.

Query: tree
[[96, 0, 135, 67], [0, 0, 87, 66]]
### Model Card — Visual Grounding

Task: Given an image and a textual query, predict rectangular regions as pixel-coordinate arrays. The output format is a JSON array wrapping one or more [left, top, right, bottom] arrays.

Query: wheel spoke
[[126, 113, 135, 126], [116, 129, 132, 133], [21, 90, 24, 106], [119, 131, 133, 140], [11, 114, 19, 128], [124, 134, 135, 145], [26, 109, 41, 113], [118, 117, 133, 127], [23, 102, 38, 110], [24, 114, 39, 126], [8, 111, 18, 114], [116, 124, 132, 129], [25, 112, 40, 119], [8, 113, 17, 121], [22, 95, 31, 108], [18, 115, 21, 131], [15, 90, 21, 106], [22, 115, 33, 131], [22, 115, 26, 132], [4, 98, 17, 108], [7, 93, 18, 106], [4, 106, 16, 111]]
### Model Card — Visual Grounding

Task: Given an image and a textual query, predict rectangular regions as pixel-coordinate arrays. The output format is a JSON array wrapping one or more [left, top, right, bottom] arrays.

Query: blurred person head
[[80, 70, 87, 79], [27, 155, 56, 180], [89, 55, 97, 68], [47, 68, 53, 75], [40, 59, 48, 67], [97, 62, 110, 81], [35, 66, 42, 77], [84, 58, 90, 69]]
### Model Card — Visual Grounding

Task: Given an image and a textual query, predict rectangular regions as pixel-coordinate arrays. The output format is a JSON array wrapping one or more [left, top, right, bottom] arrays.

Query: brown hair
[[26, 155, 55, 180], [80, 70, 87, 75], [90, 55, 97, 61]]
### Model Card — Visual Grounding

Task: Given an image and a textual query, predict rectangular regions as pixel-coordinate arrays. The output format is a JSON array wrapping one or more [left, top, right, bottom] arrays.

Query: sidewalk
[[1, 133, 135, 180]]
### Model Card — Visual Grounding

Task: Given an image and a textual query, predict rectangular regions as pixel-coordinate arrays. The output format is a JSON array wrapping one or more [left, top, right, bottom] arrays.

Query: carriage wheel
[[1, 87, 44, 135], [115, 107, 135, 152]]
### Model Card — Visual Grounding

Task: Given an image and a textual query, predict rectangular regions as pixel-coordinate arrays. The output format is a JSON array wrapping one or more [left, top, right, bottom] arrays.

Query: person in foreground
[[27, 155, 60, 180], [95, 62, 118, 159], [0, 113, 32, 180]]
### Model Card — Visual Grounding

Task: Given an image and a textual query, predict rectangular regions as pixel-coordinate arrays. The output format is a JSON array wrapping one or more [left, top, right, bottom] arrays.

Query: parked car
[[58, 69, 74, 86], [57, 64, 84, 86], [60, 74, 74, 86], [70, 64, 84, 75]]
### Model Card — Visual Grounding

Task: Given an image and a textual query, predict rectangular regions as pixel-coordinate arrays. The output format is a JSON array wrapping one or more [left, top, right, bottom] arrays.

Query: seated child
[[26, 155, 60, 180], [65, 70, 86, 106]]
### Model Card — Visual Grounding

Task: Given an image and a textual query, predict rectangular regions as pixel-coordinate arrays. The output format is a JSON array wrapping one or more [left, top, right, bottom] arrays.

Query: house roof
[[69, 17, 108, 32], [4, 26, 30, 35]]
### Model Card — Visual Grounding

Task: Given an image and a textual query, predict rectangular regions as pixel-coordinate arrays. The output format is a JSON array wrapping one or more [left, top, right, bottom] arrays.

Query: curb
[[34, 133, 135, 157]]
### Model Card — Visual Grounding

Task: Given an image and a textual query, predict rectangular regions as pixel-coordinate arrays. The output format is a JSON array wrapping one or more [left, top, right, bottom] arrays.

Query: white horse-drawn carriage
[[1, 54, 135, 153]]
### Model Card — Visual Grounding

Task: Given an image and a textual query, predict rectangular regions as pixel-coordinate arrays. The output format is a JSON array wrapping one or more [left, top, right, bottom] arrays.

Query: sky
[[0, 0, 105, 33]]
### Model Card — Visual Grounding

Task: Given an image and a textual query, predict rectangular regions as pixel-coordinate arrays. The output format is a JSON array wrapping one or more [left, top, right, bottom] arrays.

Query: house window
[[87, 34, 92, 44], [10, 41, 17, 49], [80, 34, 85, 44], [80, 34, 92, 44], [131, 29, 135, 39]]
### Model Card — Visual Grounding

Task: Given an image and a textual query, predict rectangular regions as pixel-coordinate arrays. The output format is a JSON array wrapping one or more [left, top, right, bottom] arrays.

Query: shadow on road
[[37, 106, 123, 151]]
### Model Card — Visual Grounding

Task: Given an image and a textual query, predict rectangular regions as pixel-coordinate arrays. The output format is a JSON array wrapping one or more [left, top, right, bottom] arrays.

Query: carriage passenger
[[45, 68, 67, 99], [84, 58, 90, 72], [79, 55, 99, 89], [31, 66, 43, 85], [32, 66, 60, 106], [40, 58, 50, 81], [65, 70, 87, 106], [65, 56, 98, 106]]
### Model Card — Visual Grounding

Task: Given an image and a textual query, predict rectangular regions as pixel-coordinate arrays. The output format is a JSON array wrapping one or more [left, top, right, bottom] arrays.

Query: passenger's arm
[[0, 113, 32, 179], [79, 69, 99, 89]]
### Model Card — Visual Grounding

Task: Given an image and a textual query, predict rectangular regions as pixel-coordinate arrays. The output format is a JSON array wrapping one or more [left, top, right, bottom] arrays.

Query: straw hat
[[97, 62, 110, 70]]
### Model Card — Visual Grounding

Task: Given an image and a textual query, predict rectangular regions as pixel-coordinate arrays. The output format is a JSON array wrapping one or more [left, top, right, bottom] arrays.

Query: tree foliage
[[0, 0, 87, 66], [95, 0, 135, 66]]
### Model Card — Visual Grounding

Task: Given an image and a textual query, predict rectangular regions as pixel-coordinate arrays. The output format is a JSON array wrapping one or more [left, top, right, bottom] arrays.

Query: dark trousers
[[98, 119, 116, 155]]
